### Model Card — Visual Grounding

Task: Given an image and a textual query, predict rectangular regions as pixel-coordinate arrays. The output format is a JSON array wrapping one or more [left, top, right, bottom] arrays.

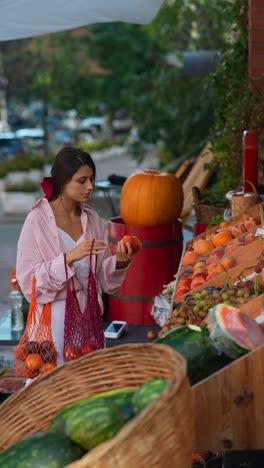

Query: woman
[[16, 146, 137, 368]]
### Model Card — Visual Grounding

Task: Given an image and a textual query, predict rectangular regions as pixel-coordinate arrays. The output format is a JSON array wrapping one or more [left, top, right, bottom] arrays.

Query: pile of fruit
[[0, 378, 170, 466], [174, 216, 260, 300], [15, 340, 57, 377], [161, 277, 264, 334], [156, 304, 264, 384]]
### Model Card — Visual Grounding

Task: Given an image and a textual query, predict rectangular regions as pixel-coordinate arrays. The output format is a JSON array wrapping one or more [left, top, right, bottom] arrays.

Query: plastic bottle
[[9, 278, 24, 332]]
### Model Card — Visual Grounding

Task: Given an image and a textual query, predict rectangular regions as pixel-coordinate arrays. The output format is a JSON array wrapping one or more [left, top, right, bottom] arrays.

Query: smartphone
[[104, 321, 128, 339]]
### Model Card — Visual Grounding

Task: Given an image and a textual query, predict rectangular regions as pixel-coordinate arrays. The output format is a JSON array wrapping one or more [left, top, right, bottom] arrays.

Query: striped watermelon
[[49, 387, 135, 436], [155, 325, 231, 384], [62, 399, 125, 450], [132, 379, 171, 413], [208, 304, 264, 359], [0, 432, 84, 467]]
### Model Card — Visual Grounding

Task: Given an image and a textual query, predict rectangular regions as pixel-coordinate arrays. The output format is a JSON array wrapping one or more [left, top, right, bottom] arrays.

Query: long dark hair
[[50, 147, 96, 200]]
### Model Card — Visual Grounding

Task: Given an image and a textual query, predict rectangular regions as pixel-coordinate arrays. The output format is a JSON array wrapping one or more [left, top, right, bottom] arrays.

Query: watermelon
[[155, 324, 231, 385], [0, 432, 85, 467], [207, 304, 264, 359], [132, 379, 171, 413], [50, 398, 126, 451], [49, 387, 135, 435]]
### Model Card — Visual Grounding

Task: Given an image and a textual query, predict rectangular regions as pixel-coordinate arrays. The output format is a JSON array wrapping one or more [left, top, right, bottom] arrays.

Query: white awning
[[0, 0, 165, 41]]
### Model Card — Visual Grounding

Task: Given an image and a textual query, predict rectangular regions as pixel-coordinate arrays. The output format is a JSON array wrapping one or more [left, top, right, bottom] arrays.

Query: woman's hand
[[115, 239, 135, 270], [66, 239, 106, 266]]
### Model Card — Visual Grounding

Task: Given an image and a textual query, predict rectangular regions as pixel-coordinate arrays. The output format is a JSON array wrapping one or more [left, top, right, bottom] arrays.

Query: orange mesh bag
[[15, 277, 57, 378]]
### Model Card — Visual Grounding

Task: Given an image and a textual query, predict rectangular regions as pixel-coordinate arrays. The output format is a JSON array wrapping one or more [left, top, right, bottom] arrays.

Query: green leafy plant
[[209, 0, 264, 200]]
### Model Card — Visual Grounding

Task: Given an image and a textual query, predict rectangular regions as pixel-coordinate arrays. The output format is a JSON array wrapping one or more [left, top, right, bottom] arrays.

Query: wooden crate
[[193, 345, 264, 451], [193, 199, 264, 242], [173, 236, 263, 301]]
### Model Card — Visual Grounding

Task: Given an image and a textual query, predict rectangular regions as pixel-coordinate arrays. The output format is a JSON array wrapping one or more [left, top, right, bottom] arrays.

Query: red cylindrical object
[[243, 130, 258, 192], [194, 223, 207, 236], [107, 217, 183, 325]]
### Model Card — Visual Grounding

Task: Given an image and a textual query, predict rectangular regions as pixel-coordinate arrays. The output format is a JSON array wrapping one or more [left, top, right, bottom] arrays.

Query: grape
[[221, 292, 229, 301], [198, 310, 207, 318], [194, 292, 202, 301]]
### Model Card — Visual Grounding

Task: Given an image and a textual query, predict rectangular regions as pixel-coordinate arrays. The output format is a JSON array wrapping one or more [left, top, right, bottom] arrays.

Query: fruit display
[[120, 169, 183, 225], [155, 305, 264, 385], [155, 324, 231, 385], [174, 222, 260, 301], [163, 278, 264, 332], [1, 380, 170, 464]]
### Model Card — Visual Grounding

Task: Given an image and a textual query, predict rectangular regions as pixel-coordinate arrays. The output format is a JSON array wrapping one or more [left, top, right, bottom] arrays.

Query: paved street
[[0, 149, 193, 317]]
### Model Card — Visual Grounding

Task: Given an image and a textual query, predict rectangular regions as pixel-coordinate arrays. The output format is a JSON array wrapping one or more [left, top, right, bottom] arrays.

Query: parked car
[[0, 132, 25, 160], [79, 116, 105, 138], [15, 128, 45, 151]]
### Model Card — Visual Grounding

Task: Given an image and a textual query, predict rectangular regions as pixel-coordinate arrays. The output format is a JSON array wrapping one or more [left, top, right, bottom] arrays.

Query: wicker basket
[[192, 186, 227, 225], [0, 343, 194, 468], [231, 182, 261, 218]]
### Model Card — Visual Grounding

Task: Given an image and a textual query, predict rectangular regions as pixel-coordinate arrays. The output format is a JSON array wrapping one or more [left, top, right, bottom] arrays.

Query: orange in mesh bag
[[15, 277, 57, 378]]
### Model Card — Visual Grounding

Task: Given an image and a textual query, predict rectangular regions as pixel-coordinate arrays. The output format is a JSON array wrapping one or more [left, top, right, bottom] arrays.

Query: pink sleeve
[[16, 218, 75, 304], [99, 255, 129, 294]]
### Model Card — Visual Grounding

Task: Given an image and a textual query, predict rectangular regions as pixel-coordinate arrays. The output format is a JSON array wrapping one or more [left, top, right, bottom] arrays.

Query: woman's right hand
[[66, 240, 106, 266]]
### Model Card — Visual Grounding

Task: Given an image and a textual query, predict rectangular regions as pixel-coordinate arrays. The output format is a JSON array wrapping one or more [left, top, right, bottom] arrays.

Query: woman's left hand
[[115, 239, 134, 270]]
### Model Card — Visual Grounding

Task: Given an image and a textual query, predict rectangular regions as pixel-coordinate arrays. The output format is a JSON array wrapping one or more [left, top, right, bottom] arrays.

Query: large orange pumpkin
[[120, 169, 183, 225]]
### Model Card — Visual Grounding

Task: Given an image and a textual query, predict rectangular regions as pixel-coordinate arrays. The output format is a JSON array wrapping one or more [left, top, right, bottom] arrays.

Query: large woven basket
[[0, 343, 194, 468], [231, 182, 261, 218]]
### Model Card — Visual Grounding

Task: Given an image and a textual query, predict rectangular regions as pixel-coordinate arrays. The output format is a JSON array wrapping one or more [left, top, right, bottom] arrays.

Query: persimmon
[[64, 345, 80, 361], [39, 362, 56, 374], [147, 330, 156, 340], [25, 353, 43, 372], [192, 239, 214, 256], [80, 341, 96, 356], [212, 230, 233, 247]]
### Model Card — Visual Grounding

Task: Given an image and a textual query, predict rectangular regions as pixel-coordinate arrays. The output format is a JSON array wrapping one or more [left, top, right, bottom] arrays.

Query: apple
[[190, 277, 206, 290], [39, 362, 56, 374], [244, 217, 258, 231], [177, 277, 192, 288], [25, 353, 43, 372], [221, 256, 237, 270], [122, 235, 142, 254], [206, 271, 222, 281], [64, 345, 80, 361], [245, 232, 256, 244], [191, 272, 207, 282], [174, 287, 190, 299], [192, 267, 208, 277], [15, 344, 27, 361], [80, 341, 96, 356]]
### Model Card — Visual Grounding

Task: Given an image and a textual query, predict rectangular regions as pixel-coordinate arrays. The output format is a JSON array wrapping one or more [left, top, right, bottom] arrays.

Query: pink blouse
[[16, 197, 128, 305]]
